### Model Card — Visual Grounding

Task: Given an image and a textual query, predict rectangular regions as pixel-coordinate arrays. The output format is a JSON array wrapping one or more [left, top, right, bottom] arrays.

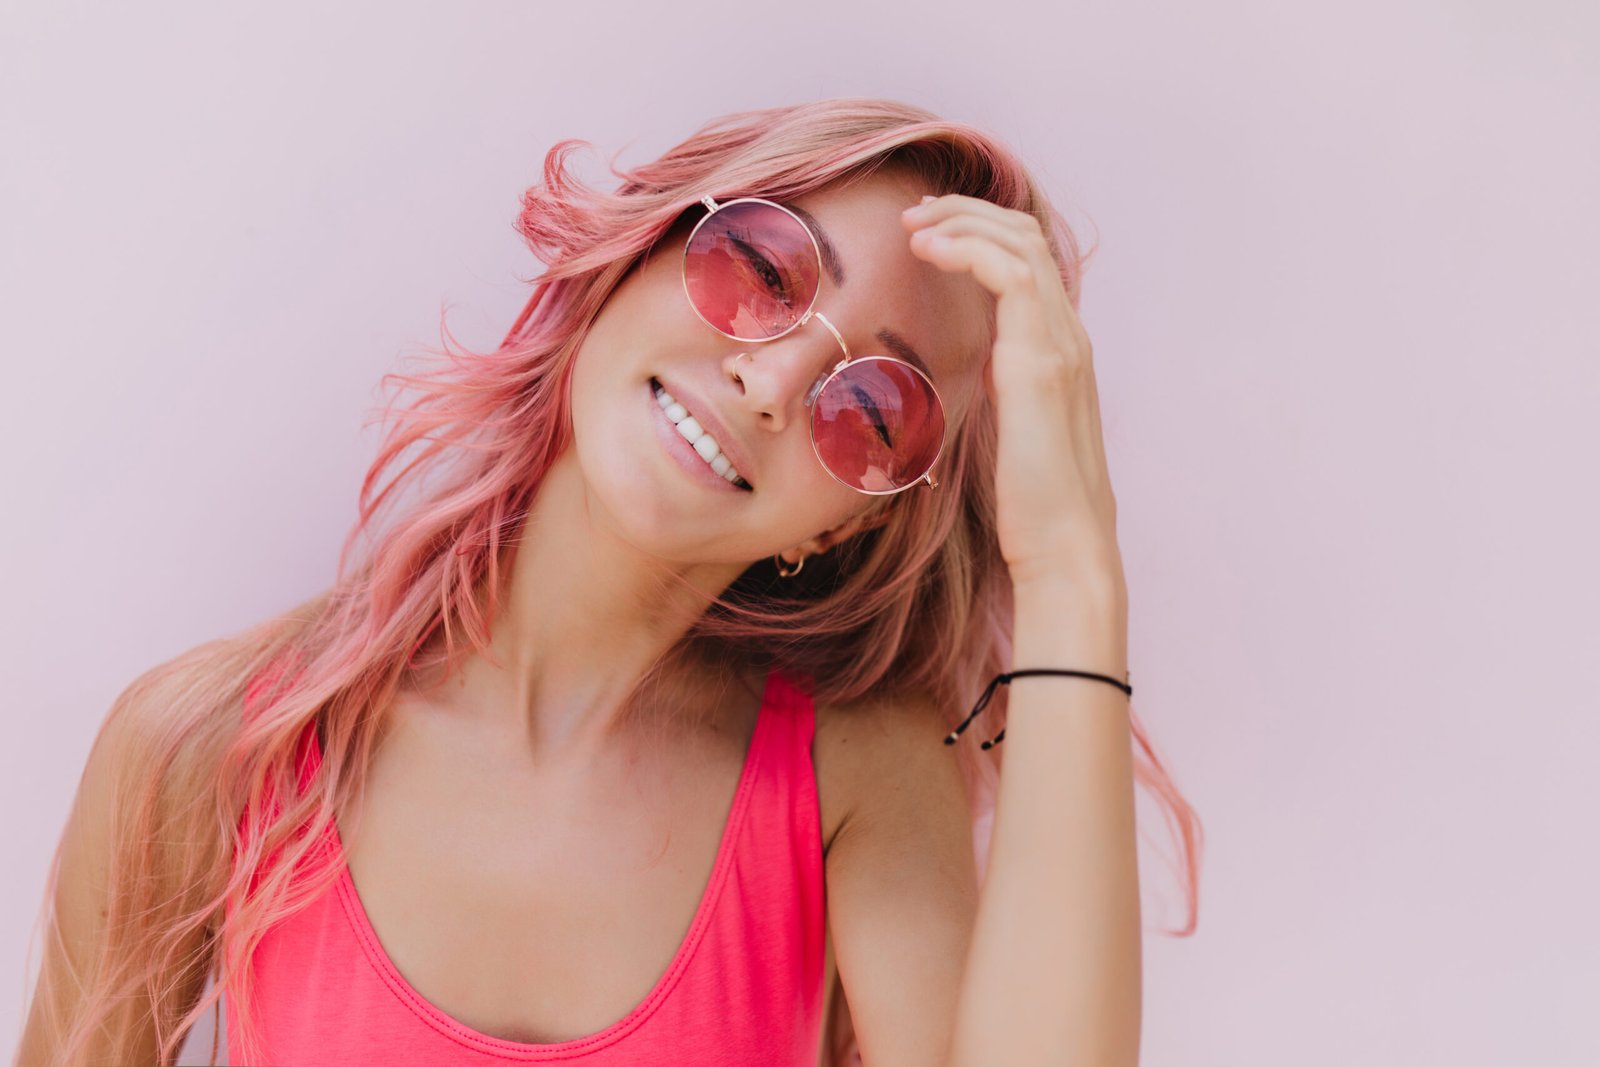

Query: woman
[[19, 97, 1201, 1066]]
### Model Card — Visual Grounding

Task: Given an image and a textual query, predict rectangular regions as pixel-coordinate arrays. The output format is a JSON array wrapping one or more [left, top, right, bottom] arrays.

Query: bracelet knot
[[944, 668, 1132, 749]]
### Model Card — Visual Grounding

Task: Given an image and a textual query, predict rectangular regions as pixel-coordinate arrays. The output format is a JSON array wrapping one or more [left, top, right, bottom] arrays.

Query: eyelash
[[729, 235, 795, 304]]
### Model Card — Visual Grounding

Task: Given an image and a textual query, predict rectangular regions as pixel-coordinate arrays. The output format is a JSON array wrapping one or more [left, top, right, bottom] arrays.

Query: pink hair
[[23, 97, 1202, 1066]]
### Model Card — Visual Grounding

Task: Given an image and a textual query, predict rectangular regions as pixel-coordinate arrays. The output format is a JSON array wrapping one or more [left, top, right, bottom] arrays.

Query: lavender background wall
[[4, 1, 1595, 1063]]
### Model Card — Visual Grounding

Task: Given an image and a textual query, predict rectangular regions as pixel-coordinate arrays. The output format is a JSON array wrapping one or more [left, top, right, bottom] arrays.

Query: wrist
[[1011, 579, 1129, 681], [1009, 551, 1127, 604], [1012, 570, 1127, 619]]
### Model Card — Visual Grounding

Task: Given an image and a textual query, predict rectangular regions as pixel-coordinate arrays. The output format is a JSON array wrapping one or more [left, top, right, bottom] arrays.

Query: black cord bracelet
[[944, 668, 1133, 750]]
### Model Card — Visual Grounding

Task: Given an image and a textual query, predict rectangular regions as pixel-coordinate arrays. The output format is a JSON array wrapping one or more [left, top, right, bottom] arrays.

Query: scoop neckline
[[318, 669, 780, 1059]]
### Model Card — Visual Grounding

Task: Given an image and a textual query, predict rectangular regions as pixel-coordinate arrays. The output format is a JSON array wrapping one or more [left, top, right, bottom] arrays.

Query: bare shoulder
[[810, 688, 979, 1066], [91, 641, 240, 876], [811, 688, 971, 857], [84, 644, 222, 808], [17, 646, 233, 1063]]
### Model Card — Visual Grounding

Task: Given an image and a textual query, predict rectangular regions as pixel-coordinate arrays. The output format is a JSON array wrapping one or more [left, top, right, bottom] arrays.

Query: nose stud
[[730, 351, 749, 384]]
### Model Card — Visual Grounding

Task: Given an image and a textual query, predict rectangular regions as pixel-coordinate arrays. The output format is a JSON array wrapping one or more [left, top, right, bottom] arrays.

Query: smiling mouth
[[651, 378, 753, 491]]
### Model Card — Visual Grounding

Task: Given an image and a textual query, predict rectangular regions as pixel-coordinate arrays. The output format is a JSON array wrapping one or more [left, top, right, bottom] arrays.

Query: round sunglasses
[[681, 195, 946, 496]]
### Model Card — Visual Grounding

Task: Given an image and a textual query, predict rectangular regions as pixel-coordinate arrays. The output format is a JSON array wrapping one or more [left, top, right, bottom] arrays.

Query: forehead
[[786, 171, 992, 412]]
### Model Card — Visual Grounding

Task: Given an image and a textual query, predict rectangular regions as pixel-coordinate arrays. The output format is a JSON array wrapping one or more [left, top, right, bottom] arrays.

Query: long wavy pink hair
[[22, 97, 1203, 1066]]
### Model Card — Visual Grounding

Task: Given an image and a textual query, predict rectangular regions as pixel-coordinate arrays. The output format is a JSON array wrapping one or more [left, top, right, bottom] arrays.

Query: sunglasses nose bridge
[[804, 309, 852, 363], [798, 310, 852, 406]]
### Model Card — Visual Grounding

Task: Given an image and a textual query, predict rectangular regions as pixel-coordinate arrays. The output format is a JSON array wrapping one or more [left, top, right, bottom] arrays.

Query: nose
[[724, 315, 846, 433]]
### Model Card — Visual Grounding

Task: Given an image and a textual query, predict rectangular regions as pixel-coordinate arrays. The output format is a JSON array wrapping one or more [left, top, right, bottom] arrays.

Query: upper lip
[[656, 375, 757, 488]]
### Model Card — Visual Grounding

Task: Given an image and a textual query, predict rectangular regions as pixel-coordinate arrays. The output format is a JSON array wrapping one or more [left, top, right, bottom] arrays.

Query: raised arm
[[815, 582, 1135, 1067], [946, 580, 1138, 1066], [902, 190, 1141, 1065]]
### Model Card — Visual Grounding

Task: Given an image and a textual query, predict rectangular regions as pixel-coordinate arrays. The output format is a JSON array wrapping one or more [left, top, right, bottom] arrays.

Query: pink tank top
[[224, 669, 826, 1065]]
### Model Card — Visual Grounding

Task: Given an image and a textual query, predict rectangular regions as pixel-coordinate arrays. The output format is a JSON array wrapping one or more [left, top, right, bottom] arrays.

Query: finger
[[910, 232, 1064, 376], [908, 209, 1092, 361], [917, 225, 1112, 498], [903, 193, 1044, 240], [909, 211, 1059, 289], [910, 214, 1075, 353], [909, 200, 1113, 491]]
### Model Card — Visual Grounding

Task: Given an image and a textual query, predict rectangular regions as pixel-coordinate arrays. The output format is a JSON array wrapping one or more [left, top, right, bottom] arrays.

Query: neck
[[420, 447, 755, 770]]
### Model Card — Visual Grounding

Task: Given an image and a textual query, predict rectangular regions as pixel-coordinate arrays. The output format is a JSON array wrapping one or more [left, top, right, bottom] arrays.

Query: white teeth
[[651, 381, 746, 487]]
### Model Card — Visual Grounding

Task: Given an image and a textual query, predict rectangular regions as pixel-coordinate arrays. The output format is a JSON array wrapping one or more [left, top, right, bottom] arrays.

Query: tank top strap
[[706, 664, 825, 1055], [750, 668, 818, 794], [727, 663, 824, 899], [761, 667, 816, 732]]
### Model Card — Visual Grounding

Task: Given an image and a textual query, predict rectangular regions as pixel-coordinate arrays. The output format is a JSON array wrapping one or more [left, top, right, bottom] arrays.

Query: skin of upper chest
[[328, 682, 857, 1046]]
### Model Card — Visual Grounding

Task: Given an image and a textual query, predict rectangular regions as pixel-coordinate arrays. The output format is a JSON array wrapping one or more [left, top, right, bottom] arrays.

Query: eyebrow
[[784, 204, 844, 287], [876, 329, 937, 383], [785, 203, 938, 383]]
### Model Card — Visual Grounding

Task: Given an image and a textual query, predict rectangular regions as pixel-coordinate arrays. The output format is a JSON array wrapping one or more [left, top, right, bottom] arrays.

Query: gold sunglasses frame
[[681, 195, 943, 495]]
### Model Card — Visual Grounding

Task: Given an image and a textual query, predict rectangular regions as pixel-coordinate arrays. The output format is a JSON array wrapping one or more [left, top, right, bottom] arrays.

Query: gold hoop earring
[[774, 551, 805, 578]]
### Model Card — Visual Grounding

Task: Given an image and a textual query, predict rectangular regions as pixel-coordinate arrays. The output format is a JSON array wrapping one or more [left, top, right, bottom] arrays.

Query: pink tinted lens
[[683, 201, 821, 341], [811, 358, 945, 493]]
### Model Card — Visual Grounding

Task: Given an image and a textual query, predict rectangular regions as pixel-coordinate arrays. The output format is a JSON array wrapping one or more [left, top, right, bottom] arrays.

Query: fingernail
[[920, 195, 937, 204]]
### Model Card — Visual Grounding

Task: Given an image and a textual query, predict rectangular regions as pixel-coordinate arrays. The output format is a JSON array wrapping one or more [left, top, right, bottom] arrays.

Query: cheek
[[775, 468, 875, 542]]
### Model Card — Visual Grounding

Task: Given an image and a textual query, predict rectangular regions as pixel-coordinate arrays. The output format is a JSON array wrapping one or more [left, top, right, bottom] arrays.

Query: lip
[[651, 375, 757, 490], [647, 379, 754, 493]]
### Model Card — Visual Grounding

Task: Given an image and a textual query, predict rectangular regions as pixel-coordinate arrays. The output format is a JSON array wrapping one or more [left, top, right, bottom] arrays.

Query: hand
[[902, 193, 1125, 596]]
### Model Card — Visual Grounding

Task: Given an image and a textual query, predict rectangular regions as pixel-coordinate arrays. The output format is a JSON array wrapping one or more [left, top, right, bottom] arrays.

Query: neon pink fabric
[[225, 669, 826, 1065]]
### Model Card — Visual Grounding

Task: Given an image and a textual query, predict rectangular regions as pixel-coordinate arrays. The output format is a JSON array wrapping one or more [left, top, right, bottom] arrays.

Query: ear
[[776, 504, 895, 567]]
